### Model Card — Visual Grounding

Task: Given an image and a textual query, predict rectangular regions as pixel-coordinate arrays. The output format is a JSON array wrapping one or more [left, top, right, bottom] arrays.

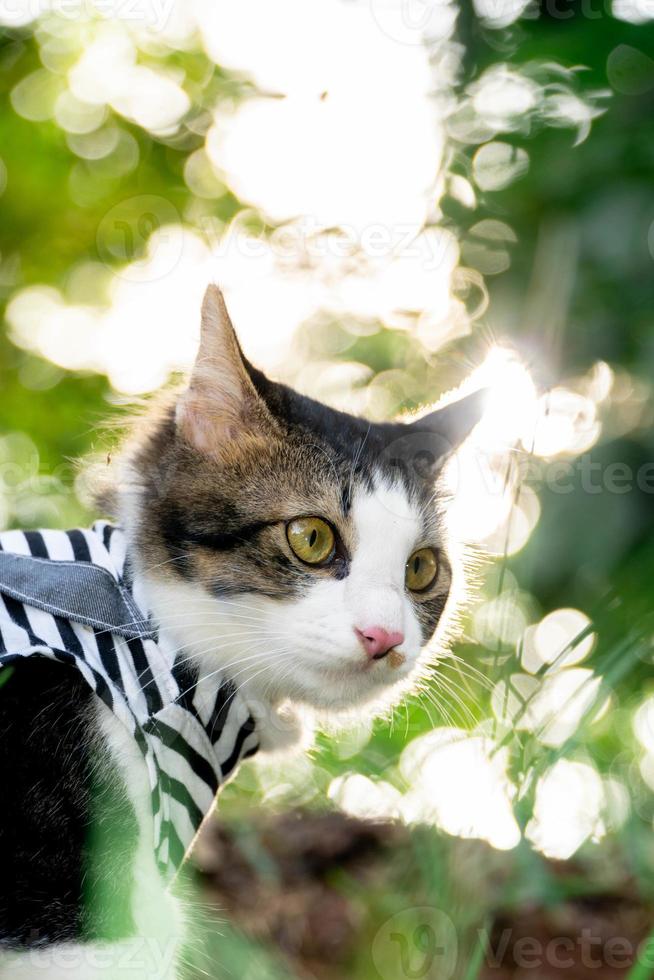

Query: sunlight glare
[[469, 346, 539, 449], [471, 66, 539, 128], [202, 0, 442, 232], [399, 728, 520, 850], [531, 388, 601, 457], [328, 774, 403, 821], [521, 608, 596, 674], [473, 0, 531, 27], [526, 760, 607, 859], [447, 348, 542, 549], [634, 696, 654, 753], [492, 667, 602, 747]]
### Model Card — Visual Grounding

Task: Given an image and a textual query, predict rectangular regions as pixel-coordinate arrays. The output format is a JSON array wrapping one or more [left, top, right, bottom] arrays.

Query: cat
[[0, 285, 485, 979]]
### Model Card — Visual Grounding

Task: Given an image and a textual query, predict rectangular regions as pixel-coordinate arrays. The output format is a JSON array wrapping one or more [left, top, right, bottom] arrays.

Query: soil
[[192, 809, 654, 979]]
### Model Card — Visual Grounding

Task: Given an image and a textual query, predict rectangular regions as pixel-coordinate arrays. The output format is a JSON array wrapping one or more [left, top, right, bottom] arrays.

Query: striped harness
[[0, 522, 259, 881]]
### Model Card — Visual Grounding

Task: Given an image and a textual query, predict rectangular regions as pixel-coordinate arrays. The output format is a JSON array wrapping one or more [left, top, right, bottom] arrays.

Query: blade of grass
[[462, 916, 493, 980], [626, 928, 654, 980]]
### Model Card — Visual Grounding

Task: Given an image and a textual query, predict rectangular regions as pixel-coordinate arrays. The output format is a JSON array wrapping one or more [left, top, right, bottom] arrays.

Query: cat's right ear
[[176, 285, 274, 455]]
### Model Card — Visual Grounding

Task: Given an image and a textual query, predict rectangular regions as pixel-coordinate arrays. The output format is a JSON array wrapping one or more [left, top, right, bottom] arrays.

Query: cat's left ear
[[176, 284, 275, 455], [412, 387, 488, 459], [385, 388, 488, 482]]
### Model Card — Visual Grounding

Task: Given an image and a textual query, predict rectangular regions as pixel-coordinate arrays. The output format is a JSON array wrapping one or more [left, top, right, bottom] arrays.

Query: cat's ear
[[384, 388, 488, 483], [412, 387, 488, 461], [176, 285, 274, 454]]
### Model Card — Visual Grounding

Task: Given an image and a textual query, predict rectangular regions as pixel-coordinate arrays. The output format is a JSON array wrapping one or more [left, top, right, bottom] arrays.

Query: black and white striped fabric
[[0, 522, 259, 881]]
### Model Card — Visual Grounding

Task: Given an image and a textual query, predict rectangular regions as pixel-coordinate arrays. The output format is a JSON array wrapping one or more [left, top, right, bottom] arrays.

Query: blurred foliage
[[2, 3, 654, 978]]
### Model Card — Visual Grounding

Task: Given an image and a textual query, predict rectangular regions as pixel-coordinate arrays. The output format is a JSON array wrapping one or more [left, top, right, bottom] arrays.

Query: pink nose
[[355, 626, 404, 661]]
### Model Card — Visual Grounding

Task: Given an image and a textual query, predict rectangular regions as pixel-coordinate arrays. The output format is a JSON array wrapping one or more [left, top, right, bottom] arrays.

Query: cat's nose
[[355, 626, 404, 661]]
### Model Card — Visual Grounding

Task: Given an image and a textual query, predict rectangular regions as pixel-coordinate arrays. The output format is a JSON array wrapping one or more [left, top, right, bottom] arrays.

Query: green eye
[[406, 547, 439, 592], [286, 517, 336, 565]]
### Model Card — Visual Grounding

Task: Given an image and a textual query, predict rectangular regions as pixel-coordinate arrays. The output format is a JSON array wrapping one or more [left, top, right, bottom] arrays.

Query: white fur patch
[[142, 475, 450, 730]]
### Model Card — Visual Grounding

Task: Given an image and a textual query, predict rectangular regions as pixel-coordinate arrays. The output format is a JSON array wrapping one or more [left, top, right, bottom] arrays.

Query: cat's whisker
[[217, 652, 297, 716], [138, 552, 193, 575], [153, 615, 277, 633], [166, 651, 291, 710], [442, 651, 493, 681], [135, 632, 292, 692], [413, 686, 455, 729], [418, 697, 437, 731], [210, 644, 293, 678], [439, 667, 485, 706], [418, 685, 453, 727], [168, 642, 296, 705], [438, 653, 495, 691], [434, 671, 486, 697], [440, 657, 492, 686], [443, 667, 494, 698], [427, 688, 459, 729], [430, 675, 478, 727], [208, 651, 296, 742], [90, 604, 280, 641], [146, 640, 294, 694], [440, 663, 495, 696], [92, 615, 276, 652], [225, 648, 295, 688]]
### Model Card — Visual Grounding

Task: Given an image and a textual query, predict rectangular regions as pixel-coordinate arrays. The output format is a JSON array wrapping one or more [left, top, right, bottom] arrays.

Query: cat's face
[[128, 286, 484, 714]]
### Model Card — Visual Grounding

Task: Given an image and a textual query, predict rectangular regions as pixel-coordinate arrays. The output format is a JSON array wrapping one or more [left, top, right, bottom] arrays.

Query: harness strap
[[0, 551, 156, 641]]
